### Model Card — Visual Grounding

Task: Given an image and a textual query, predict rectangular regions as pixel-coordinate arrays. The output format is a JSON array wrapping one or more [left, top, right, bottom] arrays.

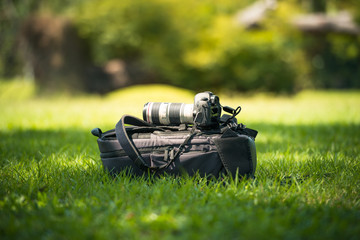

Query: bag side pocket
[[213, 135, 257, 178]]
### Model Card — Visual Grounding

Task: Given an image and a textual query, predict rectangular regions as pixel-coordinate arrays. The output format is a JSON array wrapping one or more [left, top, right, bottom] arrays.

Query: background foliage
[[1, 0, 360, 92], [69, 0, 309, 92]]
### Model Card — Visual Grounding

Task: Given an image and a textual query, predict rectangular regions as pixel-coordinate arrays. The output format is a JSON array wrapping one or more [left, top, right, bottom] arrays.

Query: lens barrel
[[143, 102, 194, 125]]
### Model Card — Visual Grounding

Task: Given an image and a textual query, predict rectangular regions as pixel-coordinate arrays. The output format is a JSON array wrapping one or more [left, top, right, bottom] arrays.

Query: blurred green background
[[1, 2, 360, 238], [1, 0, 360, 93]]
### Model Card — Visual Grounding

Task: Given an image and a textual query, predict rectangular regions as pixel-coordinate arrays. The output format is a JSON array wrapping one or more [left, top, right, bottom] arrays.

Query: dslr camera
[[143, 91, 222, 129]]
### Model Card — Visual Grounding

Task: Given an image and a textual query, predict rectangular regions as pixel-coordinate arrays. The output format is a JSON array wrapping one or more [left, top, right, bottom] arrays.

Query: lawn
[[0, 80, 359, 239]]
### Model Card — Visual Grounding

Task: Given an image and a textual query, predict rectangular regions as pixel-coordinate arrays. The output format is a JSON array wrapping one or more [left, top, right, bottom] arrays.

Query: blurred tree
[[293, 0, 360, 89], [1, 0, 359, 92], [0, 0, 38, 77], [0, 0, 83, 79], [70, 0, 305, 92]]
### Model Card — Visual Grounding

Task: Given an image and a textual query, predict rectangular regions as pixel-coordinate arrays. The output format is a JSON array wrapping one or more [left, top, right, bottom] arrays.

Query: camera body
[[193, 91, 221, 128], [143, 91, 222, 129]]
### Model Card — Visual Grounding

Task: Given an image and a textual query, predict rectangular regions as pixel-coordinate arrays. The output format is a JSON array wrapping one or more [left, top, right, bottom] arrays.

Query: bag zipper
[[100, 147, 214, 159], [100, 146, 170, 158]]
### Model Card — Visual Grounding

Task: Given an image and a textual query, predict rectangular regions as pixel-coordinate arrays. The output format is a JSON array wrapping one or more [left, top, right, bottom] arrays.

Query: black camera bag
[[92, 115, 258, 178]]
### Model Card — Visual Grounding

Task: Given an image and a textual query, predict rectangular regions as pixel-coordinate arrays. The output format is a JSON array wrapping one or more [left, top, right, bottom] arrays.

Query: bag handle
[[115, 115, 159, 171]]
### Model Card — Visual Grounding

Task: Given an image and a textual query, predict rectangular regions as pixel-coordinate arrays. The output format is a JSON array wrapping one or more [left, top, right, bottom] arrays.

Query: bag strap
[[115, 115, 158, 171], [115, 115, 196, 172]]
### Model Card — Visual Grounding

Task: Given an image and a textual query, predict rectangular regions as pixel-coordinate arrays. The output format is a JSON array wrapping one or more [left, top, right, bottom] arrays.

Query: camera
[[143, 91, 222, 129]]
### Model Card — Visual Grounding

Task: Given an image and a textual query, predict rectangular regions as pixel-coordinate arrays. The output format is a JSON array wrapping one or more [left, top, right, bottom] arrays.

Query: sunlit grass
[[0, 79, 359, 239]]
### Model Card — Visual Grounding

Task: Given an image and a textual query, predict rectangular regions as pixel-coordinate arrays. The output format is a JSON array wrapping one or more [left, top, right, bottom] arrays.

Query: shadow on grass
[[1, 122, 359, 164], [252, 122, 360, 156], [0, 128, 99, 166], [1, 124, 359, 240]]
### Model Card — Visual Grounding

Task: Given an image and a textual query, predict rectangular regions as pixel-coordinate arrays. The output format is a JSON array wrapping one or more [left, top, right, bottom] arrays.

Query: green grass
[[0, 80, 359, 239]]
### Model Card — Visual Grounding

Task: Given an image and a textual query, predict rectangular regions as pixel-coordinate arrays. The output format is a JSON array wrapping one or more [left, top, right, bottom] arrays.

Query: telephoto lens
[[143, 102, 194, 125]]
